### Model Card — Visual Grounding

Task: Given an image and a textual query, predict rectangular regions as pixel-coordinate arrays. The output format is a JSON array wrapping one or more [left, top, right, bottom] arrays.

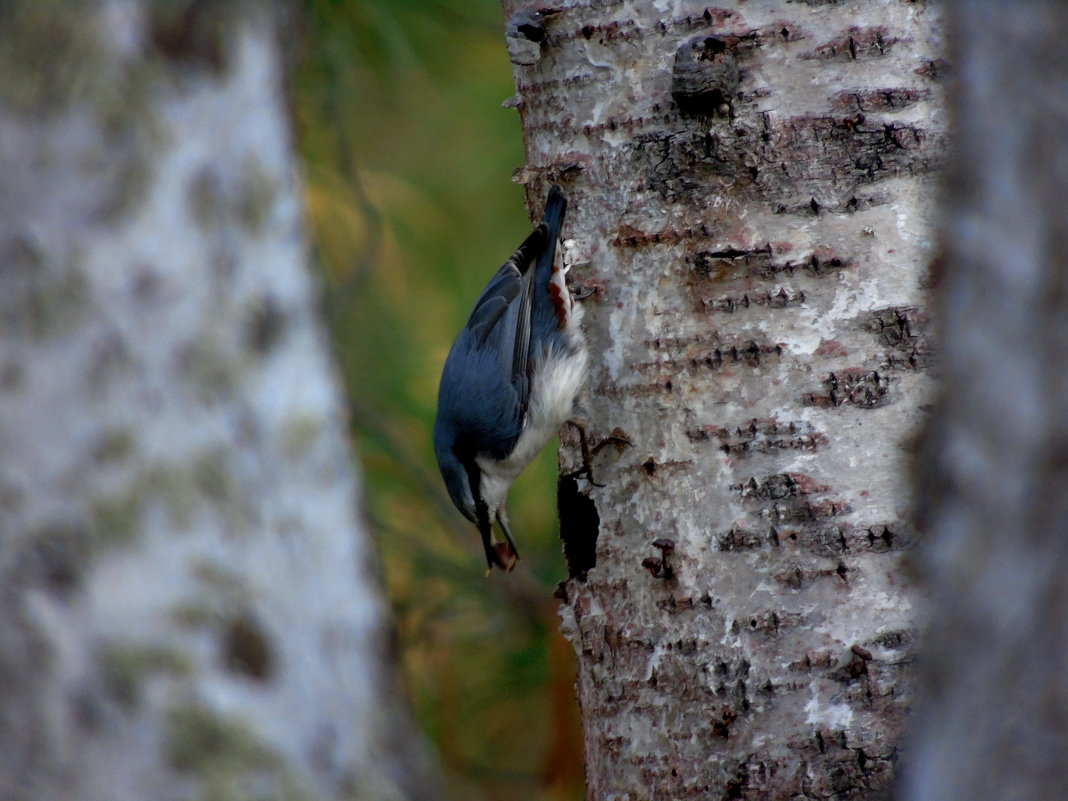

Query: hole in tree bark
[[557, 475, 599, 579]]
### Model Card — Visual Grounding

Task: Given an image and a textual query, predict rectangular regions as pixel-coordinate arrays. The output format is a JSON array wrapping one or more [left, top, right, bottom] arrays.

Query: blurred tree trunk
[[904, 3, 1068, 800], [503, 2, 943, 798], [0, 4, 436, 801]]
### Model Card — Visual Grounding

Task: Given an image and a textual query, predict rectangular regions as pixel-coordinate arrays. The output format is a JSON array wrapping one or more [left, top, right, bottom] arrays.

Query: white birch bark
[[0, 4, 436, 800], [502, 1, 944, 797]]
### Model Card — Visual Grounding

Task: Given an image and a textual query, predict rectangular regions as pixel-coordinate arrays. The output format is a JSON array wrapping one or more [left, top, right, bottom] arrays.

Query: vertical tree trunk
[[503, 2, 944, 798], [0, 4, 436, 800], [904, 3, 1068, 800]]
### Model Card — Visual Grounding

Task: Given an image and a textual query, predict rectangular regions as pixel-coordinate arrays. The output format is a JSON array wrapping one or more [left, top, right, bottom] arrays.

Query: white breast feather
[[477, 300, 587, 517]]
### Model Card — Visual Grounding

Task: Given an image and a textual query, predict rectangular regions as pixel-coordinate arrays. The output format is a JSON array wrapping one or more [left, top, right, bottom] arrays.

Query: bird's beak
[[496, 513, 520, 562], [477, 511, 498, 570]]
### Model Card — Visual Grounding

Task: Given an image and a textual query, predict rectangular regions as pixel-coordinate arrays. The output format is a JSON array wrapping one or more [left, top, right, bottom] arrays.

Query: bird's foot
[[565, 420, 605, 487]]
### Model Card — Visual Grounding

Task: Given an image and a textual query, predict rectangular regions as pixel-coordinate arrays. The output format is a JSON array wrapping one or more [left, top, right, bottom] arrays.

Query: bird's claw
[[564, 462, 604, 487], [565, 420, 605, 487]]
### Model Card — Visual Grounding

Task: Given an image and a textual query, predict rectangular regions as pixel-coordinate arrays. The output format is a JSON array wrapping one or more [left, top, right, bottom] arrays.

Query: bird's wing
[[465, 225, 545, 411]]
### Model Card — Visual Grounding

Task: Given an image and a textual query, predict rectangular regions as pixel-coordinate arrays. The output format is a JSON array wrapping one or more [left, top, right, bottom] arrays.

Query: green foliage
[[294, 2, 583, 800]]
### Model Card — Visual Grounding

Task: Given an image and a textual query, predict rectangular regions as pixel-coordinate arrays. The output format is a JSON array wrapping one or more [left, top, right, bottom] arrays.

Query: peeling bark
[[503, 1, 943, 798], [904, 3, 1068, 800], [0, 3, 436, 800]]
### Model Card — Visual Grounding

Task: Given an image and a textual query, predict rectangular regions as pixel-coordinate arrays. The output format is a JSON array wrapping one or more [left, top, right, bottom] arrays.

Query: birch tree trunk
[[904, 3, 1068, 800], [0, 4, 436, 800], [503, 2, 944, 798]]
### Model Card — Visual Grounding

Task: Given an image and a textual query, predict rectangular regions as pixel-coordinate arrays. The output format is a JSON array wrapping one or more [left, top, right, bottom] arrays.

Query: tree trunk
[[0, 4, 436, 800], [503, 2, 944, 798], [903, 3, 1068, 800]]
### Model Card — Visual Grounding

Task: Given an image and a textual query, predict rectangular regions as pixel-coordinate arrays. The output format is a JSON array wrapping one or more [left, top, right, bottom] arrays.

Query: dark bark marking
[[804, 27, 896, 61], [644, 332, 787, 372], [22, 522, 89, 596], [222, 612, 273, 680], [727, 473, 853, 542], [915, 57, 949, 81], [636, 111, 942, 206], [790, 650, 837, 674], [773, 499, 852, 525], [514, 73, 598, 96], [571, 18, 639, 46], [702, 8, 738, 27], [245, 295, 287, 357], [773, 191, 892, 216], [700, 287, 806, 314], [594, 381, 677, 400], [671, 36, 741, 116], [803, 368, 891, 408], [631, 457, 693, 478], [689, 246, 851, 284], [772, 115, 938, 184], [612, 222, 720, 248], [716, 526, 780, 552], [832, 87, 931, 112], [688, 340, 783, 370], [774, 561, 848, 589], [866, 305, 932, 370], [872, 628, 913, 650], [862, 522, 916, 552], [815, 339, 849, 358], [731, 472, 829, 500], [719, 521, 916, 557], [694, 245, 771, 271], [711, 708, 738, 739], [148, 0, 231, 74]]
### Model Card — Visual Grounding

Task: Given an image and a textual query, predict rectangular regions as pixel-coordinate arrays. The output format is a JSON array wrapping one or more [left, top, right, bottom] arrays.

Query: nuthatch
[[434, 186, 587, 572]]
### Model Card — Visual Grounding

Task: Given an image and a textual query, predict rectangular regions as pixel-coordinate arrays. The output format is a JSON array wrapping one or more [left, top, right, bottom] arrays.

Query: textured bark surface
[[904, 4, 1068, 800], [503, 2, 944, 798], [0, 4, 436, 800]]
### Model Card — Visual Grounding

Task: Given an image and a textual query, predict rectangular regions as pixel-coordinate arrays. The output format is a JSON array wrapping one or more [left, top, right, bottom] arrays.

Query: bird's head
[[434, 424, 478, 524], [434, 423, 518, 572]]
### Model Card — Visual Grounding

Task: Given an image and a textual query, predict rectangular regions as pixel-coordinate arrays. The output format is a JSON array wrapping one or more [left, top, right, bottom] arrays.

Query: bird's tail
[[532, 185, 569, 336], [540, 184, 567, 243]]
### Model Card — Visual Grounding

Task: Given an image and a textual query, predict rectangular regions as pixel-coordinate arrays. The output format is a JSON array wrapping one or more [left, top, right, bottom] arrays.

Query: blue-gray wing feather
[[463, 226, 545, 412], [436, 188, 567, 469]]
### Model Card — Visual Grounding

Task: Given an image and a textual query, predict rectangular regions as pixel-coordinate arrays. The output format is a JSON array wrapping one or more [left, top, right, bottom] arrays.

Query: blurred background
[[293, 2, 585, 799]]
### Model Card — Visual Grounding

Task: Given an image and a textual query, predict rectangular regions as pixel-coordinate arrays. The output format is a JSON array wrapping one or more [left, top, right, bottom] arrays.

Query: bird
[[433, 185, 588, 572]]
